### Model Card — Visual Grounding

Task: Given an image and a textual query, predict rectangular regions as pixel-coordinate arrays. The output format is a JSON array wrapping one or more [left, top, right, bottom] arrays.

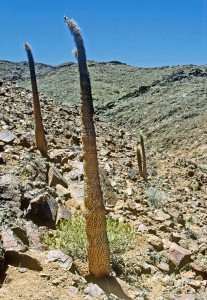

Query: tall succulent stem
[[64, 17, 111, 277]]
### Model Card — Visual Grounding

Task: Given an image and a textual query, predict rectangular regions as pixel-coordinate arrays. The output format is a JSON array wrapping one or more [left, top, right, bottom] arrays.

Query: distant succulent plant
[[24, 43, 48, 157], [136, 132, 147, 181]]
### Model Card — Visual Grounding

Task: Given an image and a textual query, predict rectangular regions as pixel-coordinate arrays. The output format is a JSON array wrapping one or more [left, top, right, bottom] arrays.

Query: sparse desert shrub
[[145, 187, 165, 208], [45, 214, 136, 261]]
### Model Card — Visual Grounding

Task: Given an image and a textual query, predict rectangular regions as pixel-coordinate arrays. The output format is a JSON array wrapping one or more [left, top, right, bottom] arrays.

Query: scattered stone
[[168, 243, 192, 269], [56, 206, 71, 224], [148, 235, 163, 251], [190, 261, 207, 275], [0, 130, 15, 143], [18, 267, 27, 273], [47, 250, 73, 270], [157, 262, 170, 272], [84, 284, 106, 298], [48, 165, 68, 188]]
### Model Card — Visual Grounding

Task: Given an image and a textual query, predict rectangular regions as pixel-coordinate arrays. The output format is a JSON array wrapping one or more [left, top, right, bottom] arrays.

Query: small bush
[[45, 214, 136, 261], [145, 187, 165, 208]]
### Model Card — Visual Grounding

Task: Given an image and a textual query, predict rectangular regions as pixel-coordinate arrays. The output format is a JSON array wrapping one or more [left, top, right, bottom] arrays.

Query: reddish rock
[[168, 243, 192, 269], [190, 261, 207, 274]]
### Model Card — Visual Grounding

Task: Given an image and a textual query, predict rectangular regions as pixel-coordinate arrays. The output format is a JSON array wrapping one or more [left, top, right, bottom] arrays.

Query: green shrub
[[45, 214, 136, 261]]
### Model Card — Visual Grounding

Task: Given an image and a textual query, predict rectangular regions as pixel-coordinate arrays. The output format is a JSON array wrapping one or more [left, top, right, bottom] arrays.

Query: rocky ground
[[0, 59, 207, 300]]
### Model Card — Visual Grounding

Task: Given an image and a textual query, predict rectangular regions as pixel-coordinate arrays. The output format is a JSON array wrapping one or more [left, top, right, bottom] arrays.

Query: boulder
[[25, 191, 58, 227], [168, 243, 192, 269]]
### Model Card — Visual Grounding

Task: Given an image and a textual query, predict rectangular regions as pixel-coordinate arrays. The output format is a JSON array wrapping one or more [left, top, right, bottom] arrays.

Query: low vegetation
[[45, 214, 136, 262]]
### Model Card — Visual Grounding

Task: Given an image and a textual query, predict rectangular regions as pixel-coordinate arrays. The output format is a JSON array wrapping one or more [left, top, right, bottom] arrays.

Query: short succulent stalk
[[24, 43, 48, 157], [64, 17, 111, 277], [140, 132, 147, 181], [135, 145, 143, 177]]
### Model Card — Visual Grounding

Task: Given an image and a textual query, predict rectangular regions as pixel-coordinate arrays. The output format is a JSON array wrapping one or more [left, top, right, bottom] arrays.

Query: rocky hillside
[[0, 58, 207, 299], [1, 60, 207, 157]]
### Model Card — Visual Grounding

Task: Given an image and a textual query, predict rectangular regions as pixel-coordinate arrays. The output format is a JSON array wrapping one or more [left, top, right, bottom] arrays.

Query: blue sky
[[0, 0, 207, 67]]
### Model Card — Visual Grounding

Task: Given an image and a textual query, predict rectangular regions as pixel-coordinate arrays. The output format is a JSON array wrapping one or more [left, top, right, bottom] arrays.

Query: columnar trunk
[[64, 18, 111, 277], [24, 43, 48, 157]]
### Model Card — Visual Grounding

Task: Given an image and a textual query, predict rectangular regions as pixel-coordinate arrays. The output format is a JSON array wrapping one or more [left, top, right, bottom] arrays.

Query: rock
[[157, 262, 170, 272], [178, 294, 196, 300], [25, 191, 58, 227], [137, 224, 148, 233], [10, 224, 29, 246], [153, 211, 171, 222], [0, 130, 15, 143], [25, 221, 45, 250], [148, 235, 163, 251], [18, 267, 27, 273], [47, 250, 73, 270], [56, 206, 71, 224], [5, 250, 42, 271], [190, 261, 207, 275], [168, 243, 192, 269], [187, 279, 203, 289], [84, 284, 106, 298], [0, 174, 21, 207], [1, 224, 27, 252], [48, 165, 68, 188], [56, 184, 71, 199], [68, 183, 84, 199]]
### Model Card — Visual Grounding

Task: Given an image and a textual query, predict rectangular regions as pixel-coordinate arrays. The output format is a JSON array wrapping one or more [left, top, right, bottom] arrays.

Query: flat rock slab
[[47, 250, 73, 270], [0, 130, 15, 143]]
